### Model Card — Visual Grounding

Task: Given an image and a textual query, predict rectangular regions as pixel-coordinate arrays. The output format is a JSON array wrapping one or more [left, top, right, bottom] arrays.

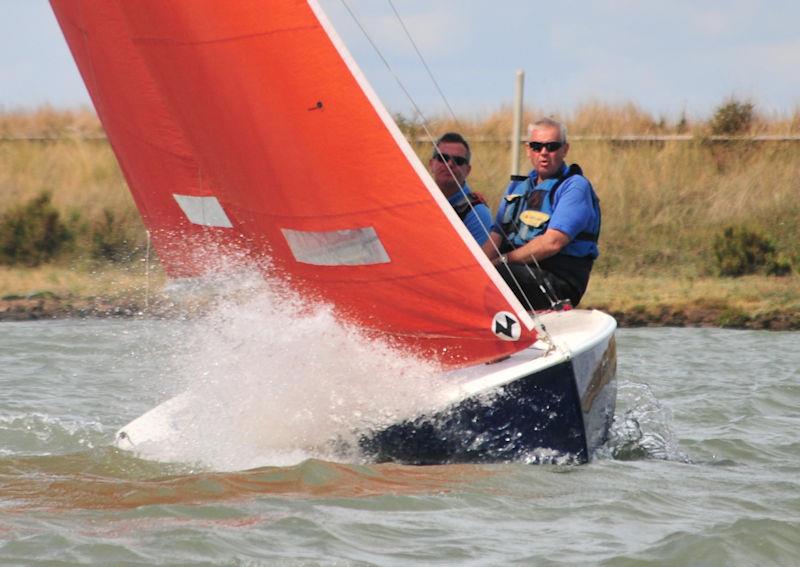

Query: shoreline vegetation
[[2, 266, 798, 330], [2, 103, 799, 330]]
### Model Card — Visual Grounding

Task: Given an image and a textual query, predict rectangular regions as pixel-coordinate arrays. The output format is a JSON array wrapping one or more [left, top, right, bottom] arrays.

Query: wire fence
[[4, 134, 800, 143], [419, 134, 800, 144]]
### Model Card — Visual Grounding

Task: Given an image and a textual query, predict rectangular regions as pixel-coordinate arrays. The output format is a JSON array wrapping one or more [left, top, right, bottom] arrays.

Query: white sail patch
[[281, 227, 390, 266], [173, 194, 233, 228]]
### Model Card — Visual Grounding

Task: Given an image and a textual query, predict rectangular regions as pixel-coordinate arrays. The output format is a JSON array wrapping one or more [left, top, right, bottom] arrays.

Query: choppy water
[[1, 311, 799, 565]]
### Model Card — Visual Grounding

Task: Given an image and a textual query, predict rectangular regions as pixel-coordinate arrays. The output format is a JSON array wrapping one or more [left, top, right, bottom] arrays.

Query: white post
[[510, 69, 525, 176]]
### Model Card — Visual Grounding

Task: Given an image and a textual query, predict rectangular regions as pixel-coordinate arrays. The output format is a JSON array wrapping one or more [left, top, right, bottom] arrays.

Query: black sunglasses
[[528, 141, 564, 153], [433, 152, 469, 166]]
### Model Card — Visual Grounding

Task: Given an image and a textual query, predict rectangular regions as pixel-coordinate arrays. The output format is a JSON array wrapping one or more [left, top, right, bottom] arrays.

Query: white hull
[[115, 309, 616, 466]]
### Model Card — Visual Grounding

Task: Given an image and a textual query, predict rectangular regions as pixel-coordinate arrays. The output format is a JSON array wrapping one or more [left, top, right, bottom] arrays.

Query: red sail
[[49, 2, 242, 276], [50, 0, 536, 365]]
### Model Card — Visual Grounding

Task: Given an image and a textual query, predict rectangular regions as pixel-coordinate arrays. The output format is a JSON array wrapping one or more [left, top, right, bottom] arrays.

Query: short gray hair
[[528, 118, 567, 143]]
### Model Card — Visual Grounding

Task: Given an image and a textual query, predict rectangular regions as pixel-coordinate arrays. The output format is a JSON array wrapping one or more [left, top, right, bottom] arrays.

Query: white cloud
[[5, 0, 800, 117], [320, 0, 472, 63]]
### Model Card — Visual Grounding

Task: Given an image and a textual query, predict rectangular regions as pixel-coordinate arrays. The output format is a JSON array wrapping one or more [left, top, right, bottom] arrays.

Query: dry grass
[[0, 263, 164, 301], [2, 105, 800, 320], [570, 101, 666, 136], [583, 273, 800, 315], [0, 106, 103, 139], [410, 133, 800, 278], [3, 265, 794, 327], [0, 137, 134, 220], [572, 140, 800, 276]]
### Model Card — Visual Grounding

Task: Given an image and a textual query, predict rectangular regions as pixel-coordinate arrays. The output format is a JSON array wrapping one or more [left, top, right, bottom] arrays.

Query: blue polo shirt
[[449, 184, 493, 245], [492, 165, 600, 258]]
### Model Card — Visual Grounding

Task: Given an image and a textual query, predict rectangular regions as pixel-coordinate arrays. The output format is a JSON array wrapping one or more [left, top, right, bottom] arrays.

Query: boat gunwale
[[439, 309, 617, 402]]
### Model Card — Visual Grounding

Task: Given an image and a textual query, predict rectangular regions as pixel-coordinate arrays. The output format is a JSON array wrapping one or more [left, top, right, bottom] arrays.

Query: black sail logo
[[492, 311, 521, 341]]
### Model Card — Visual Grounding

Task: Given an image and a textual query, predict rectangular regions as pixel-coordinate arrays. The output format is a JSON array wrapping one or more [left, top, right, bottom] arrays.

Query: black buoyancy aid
[[452, 191, 487, 221]]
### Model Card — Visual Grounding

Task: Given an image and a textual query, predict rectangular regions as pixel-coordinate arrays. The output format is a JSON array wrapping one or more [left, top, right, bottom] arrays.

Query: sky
[[3, 0, 800, 121]]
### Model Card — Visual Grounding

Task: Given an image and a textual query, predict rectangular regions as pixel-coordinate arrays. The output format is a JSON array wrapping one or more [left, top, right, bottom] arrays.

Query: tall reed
[[410, 103, 800, 277], [3, 104, 799, 277]]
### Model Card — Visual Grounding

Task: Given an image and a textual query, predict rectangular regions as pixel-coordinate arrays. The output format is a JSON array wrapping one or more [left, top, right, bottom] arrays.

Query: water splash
[[0, 413, 105, 456], [121, 265, 448, 471], [600, 381, 690, 462]]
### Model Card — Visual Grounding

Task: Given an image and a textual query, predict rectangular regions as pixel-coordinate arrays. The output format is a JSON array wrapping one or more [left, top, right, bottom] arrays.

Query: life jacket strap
[[453, 191, 487, 220]]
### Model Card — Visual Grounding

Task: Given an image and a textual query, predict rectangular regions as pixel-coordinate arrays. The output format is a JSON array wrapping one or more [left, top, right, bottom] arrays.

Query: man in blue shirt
[[482, 118, 601, 310], [429, 132, 492, 245]]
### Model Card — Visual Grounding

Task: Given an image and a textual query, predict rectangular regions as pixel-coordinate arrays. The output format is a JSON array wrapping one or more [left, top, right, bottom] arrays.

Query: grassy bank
[[2, 104, 799, 327], [2, 265, 797, 329]]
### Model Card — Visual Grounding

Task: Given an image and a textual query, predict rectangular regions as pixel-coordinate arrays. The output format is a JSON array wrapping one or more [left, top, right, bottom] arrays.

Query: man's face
[[527, 126, 568, 180], [429, 141, 471, 197]]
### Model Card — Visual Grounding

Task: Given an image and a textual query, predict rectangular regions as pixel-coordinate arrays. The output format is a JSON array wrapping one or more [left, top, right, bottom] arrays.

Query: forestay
[[51, 0, 536, 365]]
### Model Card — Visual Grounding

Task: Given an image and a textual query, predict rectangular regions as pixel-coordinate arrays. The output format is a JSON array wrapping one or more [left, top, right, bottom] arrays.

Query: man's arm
[[492, 228, 570, 265], [482, 231, 503, 259]]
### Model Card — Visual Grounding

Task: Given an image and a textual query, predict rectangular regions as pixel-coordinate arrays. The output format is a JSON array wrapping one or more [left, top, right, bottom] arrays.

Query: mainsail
[[51, 0, 536, 365]]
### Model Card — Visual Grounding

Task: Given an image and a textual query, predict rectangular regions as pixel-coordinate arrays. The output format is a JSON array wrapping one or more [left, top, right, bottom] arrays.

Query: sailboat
[[50, 1, 617, 465]]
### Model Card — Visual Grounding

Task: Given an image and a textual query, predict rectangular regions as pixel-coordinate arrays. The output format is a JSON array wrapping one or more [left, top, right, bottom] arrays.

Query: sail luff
[[305, 0, 535, 332]]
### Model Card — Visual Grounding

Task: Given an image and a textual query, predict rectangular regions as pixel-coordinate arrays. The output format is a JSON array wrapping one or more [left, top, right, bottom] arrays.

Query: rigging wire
[[338, 0, 560, 334], [338, 1, 477, 215], [382, 2, 562, 313], [338, 1, 514, 282], [386, 0, 458, 122], [144, 229, 151, 312], [382, 0, 499, 245]]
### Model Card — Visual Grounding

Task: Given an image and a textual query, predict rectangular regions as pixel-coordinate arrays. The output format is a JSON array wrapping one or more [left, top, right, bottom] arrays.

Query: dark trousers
[[496, 255, 593, 311]]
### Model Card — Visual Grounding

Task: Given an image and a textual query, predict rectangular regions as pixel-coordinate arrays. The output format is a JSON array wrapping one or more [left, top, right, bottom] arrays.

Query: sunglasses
[[528, 141, 564, 153], [433, 152, 469, 166]]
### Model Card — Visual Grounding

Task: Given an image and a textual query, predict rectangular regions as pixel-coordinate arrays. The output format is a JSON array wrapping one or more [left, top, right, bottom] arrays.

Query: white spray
[[125, 264, 450, 471]]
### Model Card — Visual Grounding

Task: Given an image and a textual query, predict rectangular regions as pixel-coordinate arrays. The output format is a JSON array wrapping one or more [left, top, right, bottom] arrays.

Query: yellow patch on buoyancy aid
[[519, 209, 550, 228], [516, 210, 550, 240]]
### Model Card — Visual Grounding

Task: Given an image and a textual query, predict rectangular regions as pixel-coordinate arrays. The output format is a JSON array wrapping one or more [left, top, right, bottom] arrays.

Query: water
[[2, 314, 799, 565]]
